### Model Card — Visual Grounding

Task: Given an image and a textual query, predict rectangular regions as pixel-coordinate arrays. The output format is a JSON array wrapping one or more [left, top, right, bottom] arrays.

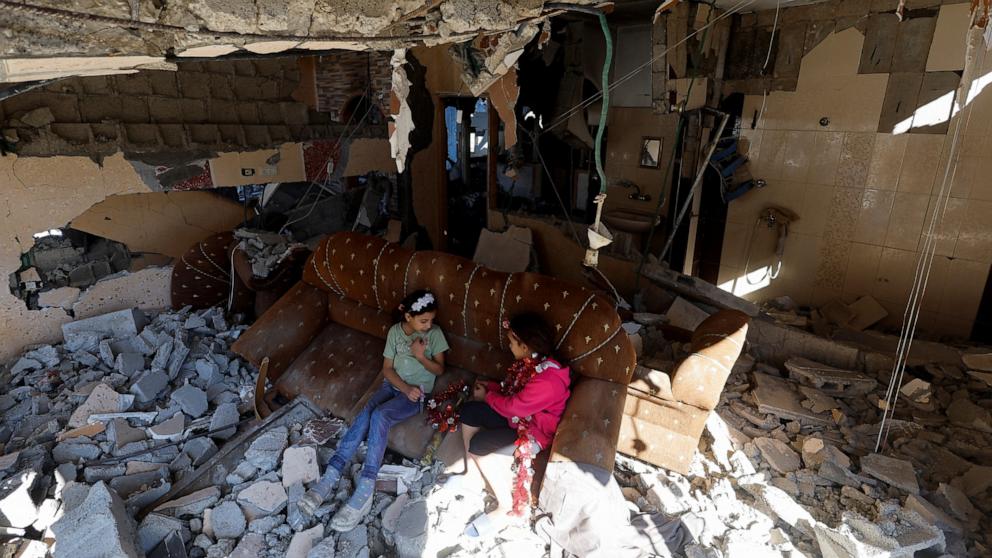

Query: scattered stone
[[946, 397, 992, 433], [801, 438, 851, 470], [171, 384, 208, 418], [116, 353, 146, 376], [138, 513, 184, 554], [154, 486, 220, 517], [52, 440, 102, 463], [231, 533, 266, 558], [282, 446, 319, 488], [209, 402, 239, 440], [237, 480, 288, 520], [184, 437, 218, 466], [38, 286, 81, 310], [20, 107, 55, 127], [149, 413, 186, 442], [287, 525, 324, 558], [149, 530, 187, 558], [51, 482, 142, 558], [307, 536, 336, 558], [961, 352, 992, 372], [860, 453, 920, 494], [337, 520, 370, 558], [67, 383, 130, 427], [210, 501, 246, 539], [245, 426, 288, 472], [131, 370, 169, 402], [109, 417, 147, 449], [753, 438, 801, 474], [62, 308, 147, 341], [813, 508, 944, 558], [393, 498, 428, 558], [752, 373, 831, 425], [248, 514, 284, 534], [784, 357, 878, 397], [905, 494, 961, 534]]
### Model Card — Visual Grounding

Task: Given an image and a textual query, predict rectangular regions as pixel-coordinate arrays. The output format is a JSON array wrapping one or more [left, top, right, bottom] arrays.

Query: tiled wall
[[718, 19, 991, 338]]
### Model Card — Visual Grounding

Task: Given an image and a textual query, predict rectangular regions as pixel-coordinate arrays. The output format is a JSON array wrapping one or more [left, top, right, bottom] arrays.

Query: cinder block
[[179, 99, 208, 123], [147, 72, 179, 97], [148, 97, 183, 124], [159, 124, 187, 148], [233, 60, 256, 76], [217, 124, 244, 145], [209, 74, 235, 100], [201, 60, 236, 75], [236, 102, 260, 124], [120, 97, 150, 123], [51, 124, 92, 145], [91, 123, 120, 143], [124, 123, 160, 145], [79, 96, 123, 123], [280, 102, 309, 126], [179, 72, 211, 99], [243, 125, 271, 147], [258, 102, 284, 125], [188, 124, 220, 145], [115, 74, 153, 96], [80, 75, 114, 95], [207, 99, 240, 124], [267, 125, 291, 143]]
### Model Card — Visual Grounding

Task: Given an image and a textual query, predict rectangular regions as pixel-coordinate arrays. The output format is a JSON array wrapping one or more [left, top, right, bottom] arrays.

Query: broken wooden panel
[[877, 72, 924, 133], [890, 15, 939, 73], [859, 13, 901, 73]]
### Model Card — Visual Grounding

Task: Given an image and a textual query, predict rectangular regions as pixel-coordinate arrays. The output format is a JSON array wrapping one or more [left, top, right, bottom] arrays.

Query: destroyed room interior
[[2, 0, 992, 557]]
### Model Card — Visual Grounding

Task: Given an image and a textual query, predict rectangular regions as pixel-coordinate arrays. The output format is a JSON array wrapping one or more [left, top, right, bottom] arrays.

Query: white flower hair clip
[[410, 292, 435, 312]]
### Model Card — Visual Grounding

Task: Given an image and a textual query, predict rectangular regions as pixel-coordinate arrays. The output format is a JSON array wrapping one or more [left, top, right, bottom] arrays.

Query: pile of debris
[[233, 229, 304, 279], [621, 289, 992, 557]]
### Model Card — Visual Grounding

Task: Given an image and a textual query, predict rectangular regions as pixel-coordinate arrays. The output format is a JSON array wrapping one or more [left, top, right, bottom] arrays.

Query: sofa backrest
[[302, 232, 636, 385], [669, 310, 749, 410]]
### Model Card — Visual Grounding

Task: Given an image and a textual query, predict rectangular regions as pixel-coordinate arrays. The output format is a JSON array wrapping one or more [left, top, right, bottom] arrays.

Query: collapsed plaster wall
[[719, 4, 992, 339]]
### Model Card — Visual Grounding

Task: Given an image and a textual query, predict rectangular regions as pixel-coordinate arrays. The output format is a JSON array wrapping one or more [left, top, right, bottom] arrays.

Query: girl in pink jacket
[[455, 312, 571, 536]]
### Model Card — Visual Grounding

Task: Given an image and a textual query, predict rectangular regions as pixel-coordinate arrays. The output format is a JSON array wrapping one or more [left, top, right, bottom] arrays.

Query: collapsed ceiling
[[0, 0, 600, 82]]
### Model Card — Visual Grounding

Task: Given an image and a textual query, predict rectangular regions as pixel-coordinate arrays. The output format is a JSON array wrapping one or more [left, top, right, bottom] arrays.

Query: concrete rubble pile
[[233, 229, 305, 279], [0, 305, 256, 557], [619, 291, 992, 558]]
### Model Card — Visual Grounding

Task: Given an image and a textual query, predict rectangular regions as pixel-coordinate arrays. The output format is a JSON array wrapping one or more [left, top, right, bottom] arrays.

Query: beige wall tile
[[794, 183, 835, 237], [898, 134, 944, 194], [752, 129, 787, 180], [781, 131, 815, 182], [939, 258, 990, 320], [918, 195, 966, 256], [717, 265, 744, 289], [810, 286, 844, 307], [884, 192, 930, 251], [935, 315, 974, 338], [874, 247, 919, 305], [806, 132, 844, 186], [836, 132, 874, 187], [853, 189, 895, 245], [918, 255, 952, 313], [955, 199, 992, 262], [947, 154, 981, 199], [965, 155, 992, 202], [866, 133, 907, 190], [844, 242, 883, 296], [720, 222, 753, 270]]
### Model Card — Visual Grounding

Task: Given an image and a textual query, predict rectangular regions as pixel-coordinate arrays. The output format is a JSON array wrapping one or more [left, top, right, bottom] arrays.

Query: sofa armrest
[[670, 309, 749, 410], [231, 280, 329, 382], [548, 377, 627, 473]]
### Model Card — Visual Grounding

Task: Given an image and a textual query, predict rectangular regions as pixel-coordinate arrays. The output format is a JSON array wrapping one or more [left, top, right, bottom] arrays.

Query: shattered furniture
[[619, 310, 749, 474], [171, 231, 309, 317], [231, 231, 638, 491]]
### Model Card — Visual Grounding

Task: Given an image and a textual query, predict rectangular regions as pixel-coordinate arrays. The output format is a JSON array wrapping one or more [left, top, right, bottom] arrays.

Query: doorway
[[442, 97, 492, 258]]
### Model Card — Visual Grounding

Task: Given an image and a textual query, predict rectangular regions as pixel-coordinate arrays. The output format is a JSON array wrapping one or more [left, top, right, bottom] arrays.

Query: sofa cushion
[[670, 310, 749, 410], [273, 321, 386, 419], [549, 377, 626, 472], [303, 232, 636, 385], [171, 231, 251, 311]]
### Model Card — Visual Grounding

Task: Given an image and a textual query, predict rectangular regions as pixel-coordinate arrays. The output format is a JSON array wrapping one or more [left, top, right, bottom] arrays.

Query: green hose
[[594, 12, 612, 194]]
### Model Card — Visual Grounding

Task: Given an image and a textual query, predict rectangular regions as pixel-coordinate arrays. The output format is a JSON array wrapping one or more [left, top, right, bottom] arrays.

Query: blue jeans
[[327, 381, 421, 481]]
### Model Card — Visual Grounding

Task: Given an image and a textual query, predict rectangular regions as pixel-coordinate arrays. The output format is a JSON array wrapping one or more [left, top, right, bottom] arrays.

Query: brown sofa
[[231, 231, 639, 483]]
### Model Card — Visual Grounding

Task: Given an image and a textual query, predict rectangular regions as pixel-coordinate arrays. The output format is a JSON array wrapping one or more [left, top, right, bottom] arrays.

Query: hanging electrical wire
[[763, 0, 781, 70], [875, 25, 983, 452]]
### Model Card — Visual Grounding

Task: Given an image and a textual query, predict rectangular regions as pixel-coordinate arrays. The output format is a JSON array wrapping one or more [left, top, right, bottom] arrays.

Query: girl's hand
[[405, 384, 424, 402], [472, 381, 488, 401], [410, 338, 427, 359]]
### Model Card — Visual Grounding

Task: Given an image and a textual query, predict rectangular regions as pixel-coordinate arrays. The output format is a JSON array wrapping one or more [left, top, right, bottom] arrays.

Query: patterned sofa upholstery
[[231, 231, 639, 480], [171, 231, 309, 317]]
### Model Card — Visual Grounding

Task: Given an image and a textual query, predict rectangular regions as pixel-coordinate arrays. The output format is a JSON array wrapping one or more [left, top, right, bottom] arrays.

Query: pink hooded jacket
[[485, 358, 571, 450]]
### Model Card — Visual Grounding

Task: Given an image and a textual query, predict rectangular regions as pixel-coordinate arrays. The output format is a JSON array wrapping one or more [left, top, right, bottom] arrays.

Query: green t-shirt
[[383, 323, 449, 392]]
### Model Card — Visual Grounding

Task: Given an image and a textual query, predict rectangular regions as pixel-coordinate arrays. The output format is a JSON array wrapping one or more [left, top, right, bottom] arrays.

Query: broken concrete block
[[665, 297, 711, 331], [307, 536, 336, 558], [899, 378, 932, 405], [285, 524, 323, 558], [337, 515, 370, 556], [52, 440, 102, 464], [282, 446, 319, 488], [245, 426, 288, 472], [231, 533, 266, 558], [210, 500, 246, 539], [236, 480, 288, 520], [740, 481, 815, 537], [937, 482, 979, 524], [946, 397, 992, 433], [905, 494, 961, 534], [0, 471, 40, 528], [131, 370, 169, 403], [149, 413, 186, 442], [802, 438, 851, 470], [184, 314, 207, 329], [860, 453, 919, 494], [195, 358, 221, 386], [208, 402, 239, 440], [752, 373, 831, 425], [10, 357, 41, 375], [183, 437, 217, 467], [151, 339, 174, 371], [845, 295, 888, 331], [171, 383, 208, 418], [51, 482, 142, 558], [62, 308, 147, 342], [68, 383, 131, 428], [116, 353, 146, 376], [784, 357, 878, 397], [148, 530, 186, 558], [110, 468, 167, 498], [154, 486, 220, 517], [753, 438, 801, 474], [126, 479, 171, 512], [84, 463, 127, 483], [381, 492, 409, 533], [814, 508, 944, 558], [166, 340, 189, 379], [961, 352, 992, 372]]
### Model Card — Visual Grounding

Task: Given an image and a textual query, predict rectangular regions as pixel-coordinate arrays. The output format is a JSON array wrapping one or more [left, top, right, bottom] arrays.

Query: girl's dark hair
[[509, 312, 555, 358], [398, 289, 437, 317]]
